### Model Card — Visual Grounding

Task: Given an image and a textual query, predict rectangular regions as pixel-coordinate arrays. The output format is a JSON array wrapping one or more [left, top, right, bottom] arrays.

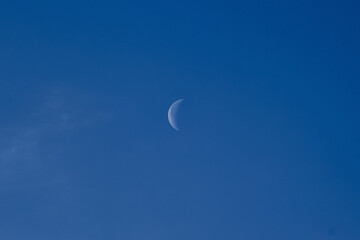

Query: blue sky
[[1, 0, 360, 239]]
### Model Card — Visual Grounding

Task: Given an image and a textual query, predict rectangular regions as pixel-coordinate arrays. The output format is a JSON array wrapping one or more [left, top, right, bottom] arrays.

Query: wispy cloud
[[0, 85, 99, 186], [0, 127, 40, 180]]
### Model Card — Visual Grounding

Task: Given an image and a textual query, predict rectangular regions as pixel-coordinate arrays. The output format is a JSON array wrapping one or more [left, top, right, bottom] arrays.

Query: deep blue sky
[[1, 0, 360, 239]]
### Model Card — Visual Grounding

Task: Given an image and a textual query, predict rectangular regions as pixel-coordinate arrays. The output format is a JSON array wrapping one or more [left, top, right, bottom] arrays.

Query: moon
[[168, 99, 184, 131]]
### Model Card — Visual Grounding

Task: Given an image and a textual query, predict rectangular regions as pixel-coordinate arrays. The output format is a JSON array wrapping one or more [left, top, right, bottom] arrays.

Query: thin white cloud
[[0, 85, 100, 185], [0, 127, 40, 180]]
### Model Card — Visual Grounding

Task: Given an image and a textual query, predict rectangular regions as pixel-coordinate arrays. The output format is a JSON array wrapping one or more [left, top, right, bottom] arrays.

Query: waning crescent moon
[[168, 99, 184, 131]]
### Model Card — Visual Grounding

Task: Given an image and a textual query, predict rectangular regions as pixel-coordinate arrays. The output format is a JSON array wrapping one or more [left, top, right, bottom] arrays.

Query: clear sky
[[1, 0, 360, 239]]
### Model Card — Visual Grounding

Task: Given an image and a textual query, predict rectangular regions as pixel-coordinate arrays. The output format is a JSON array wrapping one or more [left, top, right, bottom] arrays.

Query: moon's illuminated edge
[[168, 99, 184, 131]]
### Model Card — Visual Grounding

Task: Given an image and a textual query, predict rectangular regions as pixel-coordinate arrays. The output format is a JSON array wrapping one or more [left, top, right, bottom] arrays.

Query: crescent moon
[[168, 99, 184, 131]]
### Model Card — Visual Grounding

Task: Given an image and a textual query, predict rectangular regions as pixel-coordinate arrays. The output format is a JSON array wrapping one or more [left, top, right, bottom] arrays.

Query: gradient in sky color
[[1, 0, 360, 239]]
